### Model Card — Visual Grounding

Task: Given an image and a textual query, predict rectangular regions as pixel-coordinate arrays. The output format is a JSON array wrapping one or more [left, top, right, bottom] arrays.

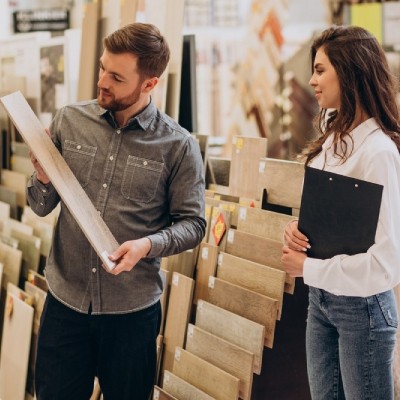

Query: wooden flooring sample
[[193, 243, 218, 305], [195, 300, 264, 374], [257, 158, 304, 209], [153, 386, 179, 400], [0, 286, 34, 400], [27, 269, 48, 292], [224, 228, 295, 294], [0, 200, 10, 220], [0, 185, 18, 219], [163, 370, 215, 400], [0, 242, 22, 290], [0, 91, 119, 270], [1, 169, 27, 208], [207, 276, 277, 348], [172, 347, 239, 400], [161, 272, 194, 375], [217, 252, 285, 320], [237, 206, 293, 242], [10, 230, 41, 277], [186, 324, 254, 400], [229, 136, 268, 199]]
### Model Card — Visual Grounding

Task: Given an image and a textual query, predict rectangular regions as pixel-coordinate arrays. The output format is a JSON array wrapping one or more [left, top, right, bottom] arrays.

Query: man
[[28, 22, 206, 399]]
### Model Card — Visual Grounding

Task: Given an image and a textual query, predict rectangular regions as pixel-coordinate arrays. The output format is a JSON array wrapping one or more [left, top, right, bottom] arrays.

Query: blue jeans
[[306, 287, 398, 400], [35, 292, 161, 400]]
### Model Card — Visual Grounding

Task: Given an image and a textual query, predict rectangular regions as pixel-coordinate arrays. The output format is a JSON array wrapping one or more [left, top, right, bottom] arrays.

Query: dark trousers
[[35, 292, 161, 400]]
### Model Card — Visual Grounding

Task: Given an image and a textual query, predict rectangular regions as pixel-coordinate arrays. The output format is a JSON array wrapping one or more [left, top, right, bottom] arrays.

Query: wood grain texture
[[0, 201, 10, 220], [27, 269, 48, 292], [153, 386, 179, 400], [172, 347, 239, 400], [0, 286, 34, 400], [161, 273, 194, 376], [163, 370, 215, 400], [217, 252, 285, 320], [257, 158, 304, 208], [0, 242, 22, 290], [229, 136, 268, 199], [0, 169, 27, 208], [186, 324, 254, 400], [0, 185, 18, 219], [207, 277, 277, 348], [237, 206, 293, 242], [224, 228, 295, 294], [0, 91, 119, 270], [195, 300, 264, 374], [193, 243, 218, 305], [11, 230, 41, 279]]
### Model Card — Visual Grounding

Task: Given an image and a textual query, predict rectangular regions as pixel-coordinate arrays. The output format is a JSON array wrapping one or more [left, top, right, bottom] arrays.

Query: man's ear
[[142, 77, 159, 93]]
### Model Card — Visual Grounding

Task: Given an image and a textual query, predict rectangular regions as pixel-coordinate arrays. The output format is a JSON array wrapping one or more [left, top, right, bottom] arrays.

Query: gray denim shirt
[[27, 99, 206, 314]]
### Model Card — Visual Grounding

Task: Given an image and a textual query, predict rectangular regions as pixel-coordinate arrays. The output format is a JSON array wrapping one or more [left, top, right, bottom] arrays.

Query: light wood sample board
[[0, 91, 119, 270]]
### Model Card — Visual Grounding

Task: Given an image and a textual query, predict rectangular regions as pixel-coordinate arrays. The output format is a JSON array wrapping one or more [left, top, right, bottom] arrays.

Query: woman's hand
[[283, 220, 310, 252]]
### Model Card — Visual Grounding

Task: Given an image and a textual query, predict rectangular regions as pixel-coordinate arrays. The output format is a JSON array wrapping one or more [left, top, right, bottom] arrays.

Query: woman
[[282, 25, 400, 399]]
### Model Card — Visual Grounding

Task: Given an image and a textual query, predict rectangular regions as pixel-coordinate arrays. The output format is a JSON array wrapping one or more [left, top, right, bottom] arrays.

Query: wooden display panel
[[207, 277, 277, 348], [161, 272, 194, 376], [0, 285, 34, 400], [11, 230, 41, 276], [195, 300, 264, 374], [186, 324, 254, 400], [237, 206, 293, 242], [163, 370, 215, 400], [2, 218, 33, 237], [257, 158, 304, 209], [224, 228, 295, 294], [0, 200, 10, 220], [203, 203, 213, 243], [27, 269, 48, 292], [119, 0, 139, 27], [11, 154, 34, 178], [193, 243, 218, 305], [0, 169, 27, 208], [172, 347, 240, 400], [0, 92, 119, 270], [229, 136, 268, 199], [217, 252, 285, 320], [162, 248, 198, 279], [0, 242, 22, 290], [0, 185, 18, 219], [153, 386, 178, 400]]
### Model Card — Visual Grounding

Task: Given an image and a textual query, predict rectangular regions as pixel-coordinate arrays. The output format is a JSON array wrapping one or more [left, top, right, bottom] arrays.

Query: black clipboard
[[298, 167, 383, 259]]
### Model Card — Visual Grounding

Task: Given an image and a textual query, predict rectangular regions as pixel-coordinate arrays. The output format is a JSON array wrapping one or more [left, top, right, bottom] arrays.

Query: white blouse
[[303, 118, 400, 296]]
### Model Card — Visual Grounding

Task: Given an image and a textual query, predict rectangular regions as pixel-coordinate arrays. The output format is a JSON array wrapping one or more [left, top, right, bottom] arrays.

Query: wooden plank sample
[[153, 386, 178, 400], [161, 272, 194, 376], [27, 269, 48, 292], [172, 347, 240, 400], [0, 200, 10, 220], [237, 206, 293, 242], [163, 248, 198, 279], [119, 0, 139, 27], [195, 300, 264, 375], [217, 252, 285, 320], [163, 370, 215, 400], [1, 169, 27, 208], [186, 324, 254, 400], [2, 217, 34, 237], [0, 242, 22, 290], [207, 276, 277, 348], [0, 91, 119, 270], [257, 158, 304, 208], [0, 185, 18, 219], [224, 228, 295, 294], [11, 230, 41, 276], [229, 136, 268, 199], [193, 243, 218, 305], [0, 285, 34, 400], [11, 154, 34, 177]]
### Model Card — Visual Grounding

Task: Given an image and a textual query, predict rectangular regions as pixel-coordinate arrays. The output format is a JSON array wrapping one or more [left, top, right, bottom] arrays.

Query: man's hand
[[105, 238, 152, 275], [281, 245, 307, 277]]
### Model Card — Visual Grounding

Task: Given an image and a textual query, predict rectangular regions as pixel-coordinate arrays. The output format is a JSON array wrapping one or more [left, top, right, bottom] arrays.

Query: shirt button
[[103, 183, 107, 188], [92, 268, 96, 273], [76, 145, 81, 150], [109, 155, 114, 161], [42, 189, 47, 193], [143, 160, 148, 166], [116, 129, 121, 134]]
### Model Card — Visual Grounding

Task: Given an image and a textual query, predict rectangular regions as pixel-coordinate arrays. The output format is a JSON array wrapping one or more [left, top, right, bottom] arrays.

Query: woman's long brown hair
[[305, 25, 400, 166]]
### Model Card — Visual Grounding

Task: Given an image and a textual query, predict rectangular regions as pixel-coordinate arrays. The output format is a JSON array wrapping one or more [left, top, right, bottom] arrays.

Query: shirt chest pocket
[[121, 156, 164, 203], [63, 140, 97, 187]]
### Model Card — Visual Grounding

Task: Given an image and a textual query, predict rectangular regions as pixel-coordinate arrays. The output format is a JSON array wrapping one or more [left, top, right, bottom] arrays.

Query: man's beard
[[97, 85, 142, 112]]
